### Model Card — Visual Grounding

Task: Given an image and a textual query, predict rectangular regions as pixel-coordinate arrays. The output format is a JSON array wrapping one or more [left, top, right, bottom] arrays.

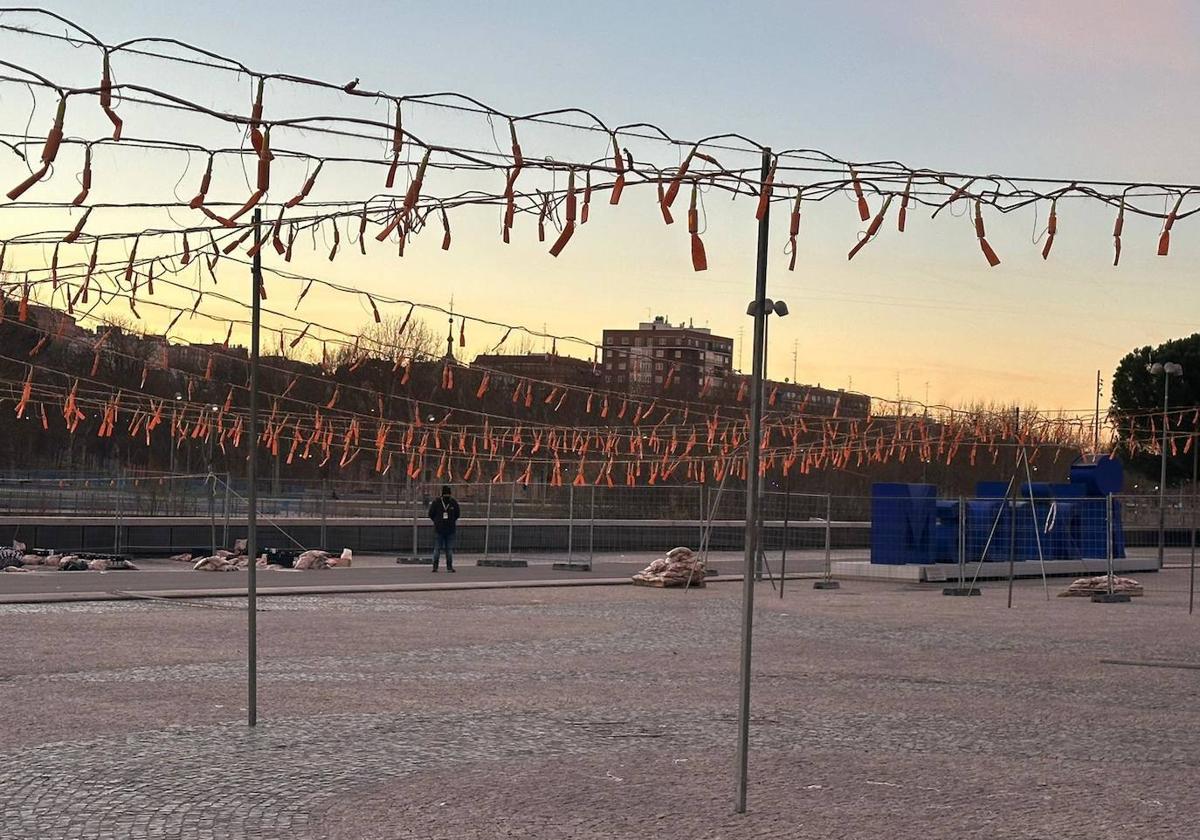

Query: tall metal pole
[[1159, 375, 1169, 566], [735, 146, 772, 815], [1094, 369, 1101, 453], [247, 208, 262, 727]]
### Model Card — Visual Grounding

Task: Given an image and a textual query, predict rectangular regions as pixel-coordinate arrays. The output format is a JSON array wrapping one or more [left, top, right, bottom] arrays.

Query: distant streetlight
[[1147, 361, 1183, 565]]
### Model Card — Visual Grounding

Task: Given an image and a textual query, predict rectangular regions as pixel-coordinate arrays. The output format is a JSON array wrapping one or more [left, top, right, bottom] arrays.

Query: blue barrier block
[[871, 483, 937, 565]]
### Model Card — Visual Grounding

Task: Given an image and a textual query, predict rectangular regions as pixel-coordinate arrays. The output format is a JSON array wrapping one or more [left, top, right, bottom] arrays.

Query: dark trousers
[[432, 531, 455, 570]]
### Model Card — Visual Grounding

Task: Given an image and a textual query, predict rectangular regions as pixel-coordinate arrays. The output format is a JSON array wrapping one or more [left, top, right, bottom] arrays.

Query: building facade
[[602, 316, 733, 397]]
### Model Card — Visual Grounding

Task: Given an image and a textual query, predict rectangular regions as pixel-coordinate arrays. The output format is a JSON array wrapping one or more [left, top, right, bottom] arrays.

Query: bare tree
[[331, 313, 442, 365]]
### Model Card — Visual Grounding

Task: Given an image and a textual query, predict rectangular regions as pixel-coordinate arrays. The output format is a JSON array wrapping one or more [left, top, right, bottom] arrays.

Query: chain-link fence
[[1, 474, 1198, 570]]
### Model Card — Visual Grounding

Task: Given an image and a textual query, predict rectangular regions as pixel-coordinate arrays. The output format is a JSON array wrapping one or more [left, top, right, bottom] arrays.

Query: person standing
[[428, 484, 460, 572]]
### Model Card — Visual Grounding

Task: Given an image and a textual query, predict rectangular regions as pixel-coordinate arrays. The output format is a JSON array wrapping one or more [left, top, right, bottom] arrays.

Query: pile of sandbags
[[193, 551, 251, 572], [632, 546, 705, 588], [168, 552, 194, 563], [192, 547, 351, 571], [50, 554, 138, 571], [1059, 574, 1144, 597], [19, 552, 62, 568], [293, 548, 353, 570]]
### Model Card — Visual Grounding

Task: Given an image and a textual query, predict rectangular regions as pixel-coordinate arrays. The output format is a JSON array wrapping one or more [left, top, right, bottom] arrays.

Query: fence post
[[1006, 497, 1016, 609], [113, 473, 122, 555], [698, 483, 705, 551], [209, 473, 217, 556], [508, 481, 516, 563], [813, 493, 841, 590], [410, 474, 419, 560], [483, 482, 493, 564], [320, 476, 329, 550], [824, 494, 832, 575], [779, 485, 790, 599], [589, 485, 596, 569], [1107, 495, 1114, 593], [567, 483, 575, 564], [958, 496, 965, 590], [222, 473, 231, 550], [1091, 493, 1132, 603]]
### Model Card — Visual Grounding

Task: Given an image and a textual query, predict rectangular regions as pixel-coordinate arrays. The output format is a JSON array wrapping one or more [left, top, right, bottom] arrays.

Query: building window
[[621, 337, 630, 345], [655, 375, 663, 384], [618, 362, 626, 370], [673, 350, 682, 359]]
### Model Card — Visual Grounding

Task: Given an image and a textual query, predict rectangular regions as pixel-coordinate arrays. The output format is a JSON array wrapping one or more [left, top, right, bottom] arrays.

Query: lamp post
[[752, 298, 788, 580], [1147, 361, 1183, 566]]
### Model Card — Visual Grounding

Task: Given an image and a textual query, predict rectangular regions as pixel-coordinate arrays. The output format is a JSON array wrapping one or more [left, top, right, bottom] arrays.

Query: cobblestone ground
[[1, 572, 1198, 838]]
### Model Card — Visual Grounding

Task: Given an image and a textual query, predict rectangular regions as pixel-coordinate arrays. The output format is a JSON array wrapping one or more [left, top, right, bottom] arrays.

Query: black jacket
[[428, 496, 461, 535]]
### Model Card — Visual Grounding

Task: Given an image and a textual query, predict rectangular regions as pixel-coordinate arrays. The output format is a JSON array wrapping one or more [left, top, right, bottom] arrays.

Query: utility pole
[[1094, 369, 1102, 453], [791, 339, 798, 383]]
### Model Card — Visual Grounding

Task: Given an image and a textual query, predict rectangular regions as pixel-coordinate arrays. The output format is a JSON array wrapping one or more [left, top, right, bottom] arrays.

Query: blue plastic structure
[[870, 455, 1125, 564]]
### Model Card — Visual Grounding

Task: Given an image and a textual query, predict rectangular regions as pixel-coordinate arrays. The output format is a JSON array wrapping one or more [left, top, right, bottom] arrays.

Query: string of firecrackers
[[0, 296, 1102, 464], [0, 254, 1166, 446], [0, 255, 1186, 462], [0, 24, 1198, 276], [0, 279, 1120, 460], [4, 368, 1095, 487], [0, 328, 1168, 477], [3, 115, 1196, 276], [0, 322, 1109, 482], [3, 224, 1187, 445]]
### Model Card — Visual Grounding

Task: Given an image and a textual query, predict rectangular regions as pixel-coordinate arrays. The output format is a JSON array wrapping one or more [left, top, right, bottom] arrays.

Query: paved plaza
[[1, 570, 1197, 838]]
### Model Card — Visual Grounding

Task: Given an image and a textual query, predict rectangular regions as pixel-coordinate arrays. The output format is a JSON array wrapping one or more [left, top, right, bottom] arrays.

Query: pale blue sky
[[3, 1, 1199, 410]]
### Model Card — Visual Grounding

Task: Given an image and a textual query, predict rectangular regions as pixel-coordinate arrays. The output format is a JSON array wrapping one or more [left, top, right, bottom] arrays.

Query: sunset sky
[[1, 0, 1198, 413]]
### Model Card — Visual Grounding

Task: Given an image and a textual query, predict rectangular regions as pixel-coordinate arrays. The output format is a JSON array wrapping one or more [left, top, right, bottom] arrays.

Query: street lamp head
[[746, 299, 788, 317], [1165, 362, 1183, 376], [209, 404, 219, 413], [1148, 362, 1164, 375], [174, 392, 183, 401]]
